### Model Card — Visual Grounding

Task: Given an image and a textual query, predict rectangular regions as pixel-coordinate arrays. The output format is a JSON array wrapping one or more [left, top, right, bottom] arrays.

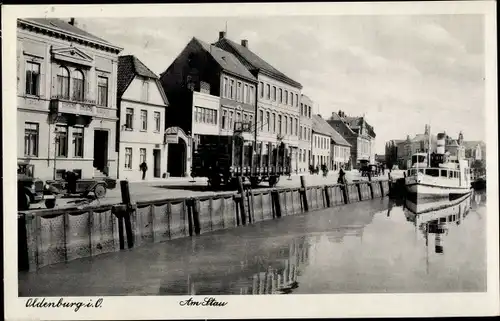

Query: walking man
[[139, 161, 148, 180]]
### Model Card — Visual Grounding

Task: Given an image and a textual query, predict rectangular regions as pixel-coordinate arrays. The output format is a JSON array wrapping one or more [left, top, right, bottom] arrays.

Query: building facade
[[17, 18, 122, 181], [312, 114, 351, 171], [327, 111, 376, 169], [214, 33, 302, 171], [298, 94, 313, 173], [160, 37, 257, 176], [311, 115, 331, 169], [116, 55, 169, 181]]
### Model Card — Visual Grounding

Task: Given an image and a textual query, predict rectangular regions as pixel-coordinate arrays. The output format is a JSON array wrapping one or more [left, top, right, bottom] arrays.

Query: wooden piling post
[[119, 180, 136, 249], [300, 175, 309, 212], [323, 185, 331, 207], [237, 177, 247, 225]]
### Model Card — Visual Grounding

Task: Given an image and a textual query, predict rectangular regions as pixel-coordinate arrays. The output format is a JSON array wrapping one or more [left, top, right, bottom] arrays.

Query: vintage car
[[17, 162, 56, 210]]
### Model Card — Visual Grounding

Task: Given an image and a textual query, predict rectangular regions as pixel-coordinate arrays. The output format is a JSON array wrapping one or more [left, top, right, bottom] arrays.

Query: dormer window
[[141, 80, 150, 102]]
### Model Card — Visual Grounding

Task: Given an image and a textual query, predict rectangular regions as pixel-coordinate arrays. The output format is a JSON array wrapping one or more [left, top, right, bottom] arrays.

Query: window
[[272, 113, 276, 133], [222, 110, 227, 129], [141, 80, 150, 102], [295, 118, 298, 136], [291, 93, 294, 106], [299, 126, 303, 140], [249, 86, 255, 104], [229, 111, 234, 130], [285, 90, 288, 104], [154, 112, 161, 132], [140, 110, 148, 130], [243, 113, 248, 123], [295, 94, 299, 107], [259, 110, 264, 130], [244, 84, 248, 103], [140, 148, 147, 164], [301, 104, 304, 116], [57, 66, 70, 99], [266, 111, 270, 131], [272, 86, 276, 101], [24, 122, 39, 156], [72, 70, 84, 101], [278, 115, 282, 134], [237, 82, 242, 102], [259, 82, 264, 98], [55, 125, 68, 157], [236, 112, 241, 124], [125, 148, 132, 169], [266, 84, 270, 99], [284, 116, 288, 134], [73, 127, 84, 157], [25, 61, 40, 96], [279, 89, 283, 103], [223, 77, 228, 98], [289, 117, 293, 135], [249, 115, 253, 129], [125, 108, 134, 129], [230, 79, 235, 99], [97, 76, 108, 106], [308, 106, 311, 118]]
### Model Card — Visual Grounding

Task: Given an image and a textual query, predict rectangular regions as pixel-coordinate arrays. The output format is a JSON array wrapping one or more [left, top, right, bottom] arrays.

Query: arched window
[[72, 69, 84, 101], [57, 66, 70, 99]]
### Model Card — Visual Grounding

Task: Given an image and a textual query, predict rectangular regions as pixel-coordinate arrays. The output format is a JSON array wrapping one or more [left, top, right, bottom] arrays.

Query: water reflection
[[159, 236, 311, 295]]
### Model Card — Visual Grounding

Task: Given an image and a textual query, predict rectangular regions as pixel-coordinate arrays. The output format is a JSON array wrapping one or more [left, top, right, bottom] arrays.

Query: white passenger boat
[[405, 155, 472, 199]]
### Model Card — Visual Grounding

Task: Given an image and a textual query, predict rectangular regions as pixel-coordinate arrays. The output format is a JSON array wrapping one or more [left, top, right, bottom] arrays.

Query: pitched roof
[[24, 18, 112, 44], [213, 37, 302, 89], [118, 55, 169, 105], [194, 38, 256, 82], [329, 112, 375, 138], [312, 114, 351, 147]]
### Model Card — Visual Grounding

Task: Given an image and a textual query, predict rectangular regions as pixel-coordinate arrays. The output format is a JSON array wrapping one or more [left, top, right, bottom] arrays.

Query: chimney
[[241, 39, 248, 48], [69, 18, 75, 26], [219, 31, 226, 40]]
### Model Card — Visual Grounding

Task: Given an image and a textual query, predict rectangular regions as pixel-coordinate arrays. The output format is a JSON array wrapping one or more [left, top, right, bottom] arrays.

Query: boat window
[[449, 171, 454, 178], [418, 168, 424, 174], [425, 168, 440, 177], [440, 169, 447, 177]]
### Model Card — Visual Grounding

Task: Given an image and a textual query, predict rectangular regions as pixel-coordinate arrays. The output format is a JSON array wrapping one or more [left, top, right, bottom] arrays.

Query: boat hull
[[406, 182, 472, 199]]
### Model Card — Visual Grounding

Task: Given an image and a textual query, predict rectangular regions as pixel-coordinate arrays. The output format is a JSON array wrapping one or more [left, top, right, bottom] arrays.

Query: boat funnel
[[436, 133, 446, 154]]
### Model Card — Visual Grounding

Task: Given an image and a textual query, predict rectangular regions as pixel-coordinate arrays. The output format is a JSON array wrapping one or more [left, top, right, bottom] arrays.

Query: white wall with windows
[[311, 132, 331, 168], [17, 21, 120, 180], [118, 75, 167, 180], [357, 137, 372, 162], [192, 91, 220, 136], [332, 144, 351, 170]]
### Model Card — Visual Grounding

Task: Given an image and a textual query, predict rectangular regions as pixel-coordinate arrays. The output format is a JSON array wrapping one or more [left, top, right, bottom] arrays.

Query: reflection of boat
[[404, 194, 472, 260], [405, 131, 472, 199]]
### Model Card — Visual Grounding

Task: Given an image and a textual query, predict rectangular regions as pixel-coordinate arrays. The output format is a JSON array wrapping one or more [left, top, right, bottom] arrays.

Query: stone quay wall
[[18, 180, 390, 272]]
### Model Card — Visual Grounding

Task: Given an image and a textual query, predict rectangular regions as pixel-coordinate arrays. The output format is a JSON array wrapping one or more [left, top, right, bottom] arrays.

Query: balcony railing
[[49, 96, 97, 117]]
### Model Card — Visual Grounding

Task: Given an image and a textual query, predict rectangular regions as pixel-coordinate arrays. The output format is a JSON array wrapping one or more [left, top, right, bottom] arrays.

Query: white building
[[311, 115, 331, 169], [116, 55, 169, 181], [298, 94, 313, 173], [17, 18, 122, 180]]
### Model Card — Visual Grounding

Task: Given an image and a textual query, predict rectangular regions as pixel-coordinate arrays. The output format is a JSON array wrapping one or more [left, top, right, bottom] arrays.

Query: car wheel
[[94, 184, 107, 198], [18, 193, 30, 211], [45, 199, 56, 209]]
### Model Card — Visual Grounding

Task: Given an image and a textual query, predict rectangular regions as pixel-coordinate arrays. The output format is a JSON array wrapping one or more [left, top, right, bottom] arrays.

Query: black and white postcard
[[2, 1, 499, 320]]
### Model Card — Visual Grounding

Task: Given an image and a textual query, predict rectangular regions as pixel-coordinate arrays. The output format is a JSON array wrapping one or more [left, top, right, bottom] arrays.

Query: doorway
[[167, 140, 186, 177], [93, 130, 108, 175], [153, 149, 161, 178]]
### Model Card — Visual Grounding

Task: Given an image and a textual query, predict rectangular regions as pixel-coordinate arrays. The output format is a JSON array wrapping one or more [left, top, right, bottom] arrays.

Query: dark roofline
[[18, 18, 123, 53], [217, 38, 302, 89]]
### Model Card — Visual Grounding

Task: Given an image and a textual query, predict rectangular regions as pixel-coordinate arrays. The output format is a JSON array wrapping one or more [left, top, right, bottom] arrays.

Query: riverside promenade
[[19, 191, 486, 296]]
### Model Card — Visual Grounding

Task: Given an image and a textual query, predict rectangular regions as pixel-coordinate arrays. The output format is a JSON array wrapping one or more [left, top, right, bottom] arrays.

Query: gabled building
[[311, 115, 331, 170], [17, 18, 122, 180], [298, 94, 313, 173], [327, 111, 376, 169], [312, 114, 351, 171], [213, 32, 302, 171], [116, 55, 169, 180], [159, 37, 258, 176]]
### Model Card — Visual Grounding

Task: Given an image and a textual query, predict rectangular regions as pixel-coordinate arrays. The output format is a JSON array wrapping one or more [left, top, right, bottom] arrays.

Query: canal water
[[18, 190, 487, 296]]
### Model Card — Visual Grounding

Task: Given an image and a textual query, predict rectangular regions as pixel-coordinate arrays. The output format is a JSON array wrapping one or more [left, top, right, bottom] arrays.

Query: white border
[[3, 2, 499, 319]]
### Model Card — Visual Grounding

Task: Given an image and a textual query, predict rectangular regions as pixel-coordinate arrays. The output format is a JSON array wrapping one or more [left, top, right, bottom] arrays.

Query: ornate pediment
[[51, 45, 94, 67]]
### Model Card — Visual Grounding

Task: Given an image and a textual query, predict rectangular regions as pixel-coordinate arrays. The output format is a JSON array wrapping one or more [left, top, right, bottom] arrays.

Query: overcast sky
[[75, 15, 485, 153]]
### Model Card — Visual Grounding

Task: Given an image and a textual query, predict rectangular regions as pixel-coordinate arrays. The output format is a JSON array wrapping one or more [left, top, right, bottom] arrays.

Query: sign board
[[164, 133, 179, 144]]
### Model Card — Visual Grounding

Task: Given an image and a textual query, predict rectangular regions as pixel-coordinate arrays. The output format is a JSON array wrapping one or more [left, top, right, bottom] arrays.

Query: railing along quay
[[18, 177, 391, 272]]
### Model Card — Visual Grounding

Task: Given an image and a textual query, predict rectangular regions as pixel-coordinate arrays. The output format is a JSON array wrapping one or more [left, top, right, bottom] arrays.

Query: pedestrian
[[139, 161, 148, 180], [338, 166, 346, 184]]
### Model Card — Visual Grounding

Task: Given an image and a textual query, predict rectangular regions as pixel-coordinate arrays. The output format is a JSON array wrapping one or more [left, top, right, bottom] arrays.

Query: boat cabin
[[411, 153, 428, 168]]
